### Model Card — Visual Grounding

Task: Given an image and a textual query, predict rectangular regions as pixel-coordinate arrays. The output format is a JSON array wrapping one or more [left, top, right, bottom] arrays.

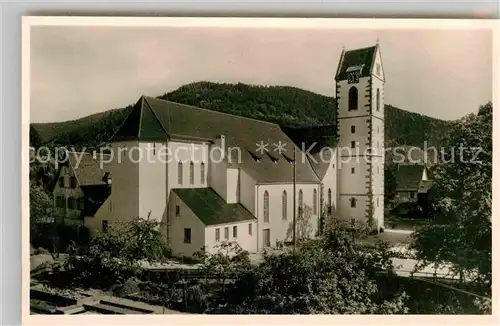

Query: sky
[[30, 25, 492, 123]]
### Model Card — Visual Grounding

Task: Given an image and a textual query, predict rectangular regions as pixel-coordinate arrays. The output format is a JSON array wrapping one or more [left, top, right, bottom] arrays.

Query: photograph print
[[26, 17, 494, 316]]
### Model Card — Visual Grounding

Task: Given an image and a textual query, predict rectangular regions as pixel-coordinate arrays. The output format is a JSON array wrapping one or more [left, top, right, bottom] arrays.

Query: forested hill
[[31, 81, 451, 150]]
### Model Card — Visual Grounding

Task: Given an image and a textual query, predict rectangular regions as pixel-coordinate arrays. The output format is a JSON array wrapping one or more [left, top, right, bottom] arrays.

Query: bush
[[197, 221, 408, 314], [391, 202, 425, 219], [63, 216, 170, 289]]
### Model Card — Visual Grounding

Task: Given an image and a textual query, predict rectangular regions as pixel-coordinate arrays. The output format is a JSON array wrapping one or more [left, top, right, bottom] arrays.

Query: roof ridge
[[137, 96, 144, 138], [369, 43, 378, 76], [144, 96, 281, 127], [142, 96, 171, 138], [335, 49, 346, 80], [108, 97, 142, 142]]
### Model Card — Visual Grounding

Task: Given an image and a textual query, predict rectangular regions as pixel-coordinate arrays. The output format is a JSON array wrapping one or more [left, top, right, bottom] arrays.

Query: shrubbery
[[188, 219, 408, 314], [63, 216, 170, 289]]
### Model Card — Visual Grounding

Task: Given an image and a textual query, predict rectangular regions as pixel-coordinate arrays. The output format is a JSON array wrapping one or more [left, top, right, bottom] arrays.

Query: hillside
[[31, 81, 451, 150]]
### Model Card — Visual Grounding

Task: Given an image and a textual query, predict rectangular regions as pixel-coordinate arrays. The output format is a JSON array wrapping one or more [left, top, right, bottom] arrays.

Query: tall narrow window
[[233, 226, 238, 238], [376, 88, 380, 111], [328, 189, 332, 214], [351, 141, 356, 149], [351, 167, 355, 174], [263, 191, 270, 223], [178, 162, 183, 185], [189, 161, 194, 185], [348, 86, 358, 111], [184, 228, 192, 243], [224, 227, 229, 240], [313, 189, 318, 215], [282, 190, 287, 220], [350, 197, 356, 208], [351, 125, 355, 134], [263, 229, 271, 247], [248, 223, 252, 235], [215, 228, 220, 241], [102, 220, 108, 233], [298, 189, 303, 213], [200, 162, 205, 184]]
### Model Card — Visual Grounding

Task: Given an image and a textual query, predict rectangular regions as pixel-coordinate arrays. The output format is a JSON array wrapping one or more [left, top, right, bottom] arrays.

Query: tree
[[30, 182, 53, 227], [410, 102, 492, 293], [30, 159, 56, 193], [30, 182, 59, 256], [192, 242, 252, 312], [65, 215, 170, 288], [216, 218, 408, 314], [30, 125, 43, 149]]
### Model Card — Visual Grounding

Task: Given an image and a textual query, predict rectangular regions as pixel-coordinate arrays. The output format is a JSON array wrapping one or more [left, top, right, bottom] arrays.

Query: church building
[[52, 44, 385, 257]]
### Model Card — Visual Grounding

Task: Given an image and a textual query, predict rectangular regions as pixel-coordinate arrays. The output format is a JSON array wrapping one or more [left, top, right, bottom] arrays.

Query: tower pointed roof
[[110, 96, 169, 141], [335, 45, 378, 81]]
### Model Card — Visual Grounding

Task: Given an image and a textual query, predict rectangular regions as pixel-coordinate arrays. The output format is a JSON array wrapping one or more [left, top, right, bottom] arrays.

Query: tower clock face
[[347, 71, 360, 84]]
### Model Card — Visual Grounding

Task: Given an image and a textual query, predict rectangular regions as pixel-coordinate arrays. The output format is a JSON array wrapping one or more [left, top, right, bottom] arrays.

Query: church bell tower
[[334, 44, 385, 231]]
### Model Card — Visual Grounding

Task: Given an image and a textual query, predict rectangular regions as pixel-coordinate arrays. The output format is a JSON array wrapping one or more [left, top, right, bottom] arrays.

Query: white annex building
[[52, 44, 385, 257]]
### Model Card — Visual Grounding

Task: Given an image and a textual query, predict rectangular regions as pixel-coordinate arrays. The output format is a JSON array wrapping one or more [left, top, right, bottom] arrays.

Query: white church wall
[[167, 141, 209, 195], [370, 49, 385, 229], [239, 169, 256, 214], [138, 141, 168, 221], [209, 148, 228, 202], [336, 46, 385, 229], [371, 51, 385, 121], [338, 156, 370, 195], [338, 114, 370, 154], [167, 191, 206, 257], [256, 183, 320, 249], [320, 149, 338, 214], [84, 140, 140, 236], [205, 220, 258, 254], [338, 195, 369, 224], [226, 168, 239, 204]]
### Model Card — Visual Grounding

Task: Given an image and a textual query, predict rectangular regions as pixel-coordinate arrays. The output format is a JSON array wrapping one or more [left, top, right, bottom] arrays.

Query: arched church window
[[376, 88, 380, 111], [298, 190, 303, 214], [189, 161, 194, 185], [313, 189, 318, 215], [348, 86, 358, 111], [328, 188, 332, 214], [200, 162, 205, 184], [264, 191, 270, 223], [282, 190, 287, 220], [178, 162, 183, 185]]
